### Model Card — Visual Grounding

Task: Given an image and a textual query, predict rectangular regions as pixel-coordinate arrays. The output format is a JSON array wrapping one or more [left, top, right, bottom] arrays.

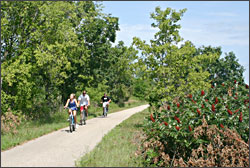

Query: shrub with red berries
[[144, 80, 249, 166]]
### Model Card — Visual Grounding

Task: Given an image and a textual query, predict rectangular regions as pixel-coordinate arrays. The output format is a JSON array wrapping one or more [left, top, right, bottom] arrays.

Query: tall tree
[[132, 7, 219, 106], [106, 41, 138, 104]]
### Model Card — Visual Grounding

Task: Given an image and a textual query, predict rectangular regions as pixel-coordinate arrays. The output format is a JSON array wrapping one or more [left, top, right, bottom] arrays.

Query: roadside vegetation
[[133, 6, 249, 167]]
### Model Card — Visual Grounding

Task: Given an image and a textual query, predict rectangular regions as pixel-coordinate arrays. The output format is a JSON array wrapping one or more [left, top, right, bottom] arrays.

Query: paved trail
[[1, 104, 149, 167]]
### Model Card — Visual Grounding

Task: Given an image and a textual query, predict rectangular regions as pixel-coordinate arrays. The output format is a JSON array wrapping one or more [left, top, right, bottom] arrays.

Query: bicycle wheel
[[106, 106, 109, 117], [69, 119, 72, 133], [83, 110, 86, 125], [80, 112, 82, 125], [104, 107, 107, 117], [73, 115, 76, 131]]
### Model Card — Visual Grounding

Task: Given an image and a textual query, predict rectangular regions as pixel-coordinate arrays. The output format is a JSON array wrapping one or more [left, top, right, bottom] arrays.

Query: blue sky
[[101, 1, 249, 84]]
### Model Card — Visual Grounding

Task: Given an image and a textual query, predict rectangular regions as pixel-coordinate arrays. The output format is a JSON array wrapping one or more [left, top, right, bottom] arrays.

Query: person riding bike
[[78, 90, 90, 124], [101, 93, 111, 116], [64, 93, 78, 126]]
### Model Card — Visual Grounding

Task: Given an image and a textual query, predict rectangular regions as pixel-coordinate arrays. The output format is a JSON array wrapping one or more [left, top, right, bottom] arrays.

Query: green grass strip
[[75, 108, 148, 167]]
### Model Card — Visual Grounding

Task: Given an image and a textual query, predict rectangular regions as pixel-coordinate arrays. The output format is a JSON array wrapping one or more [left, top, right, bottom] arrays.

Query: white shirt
[[78, 94, 90, 106], [103, 102, 109, 107]]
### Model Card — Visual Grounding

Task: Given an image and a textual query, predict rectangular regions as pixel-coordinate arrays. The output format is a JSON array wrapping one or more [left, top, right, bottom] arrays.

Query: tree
[[1, 1, 49, 116], [73, 1, 119, 89], [1, 1, 137, 117], [105, 41, 138, 105], [196, 45, 245, 87], [132, 7, 219, 106]]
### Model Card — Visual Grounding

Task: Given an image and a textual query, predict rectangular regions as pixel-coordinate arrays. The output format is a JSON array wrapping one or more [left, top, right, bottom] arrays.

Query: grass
[[1, 97, 147, 151], [1, 111, 69, 151], [75, 108, 148, 167]]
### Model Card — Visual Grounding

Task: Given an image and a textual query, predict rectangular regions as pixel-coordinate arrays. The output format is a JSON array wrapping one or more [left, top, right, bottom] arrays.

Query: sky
[[101, 1, 249, 84]]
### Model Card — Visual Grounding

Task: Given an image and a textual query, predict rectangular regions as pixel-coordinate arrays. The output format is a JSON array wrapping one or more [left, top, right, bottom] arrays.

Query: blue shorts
[[70, 107, 77, 111]]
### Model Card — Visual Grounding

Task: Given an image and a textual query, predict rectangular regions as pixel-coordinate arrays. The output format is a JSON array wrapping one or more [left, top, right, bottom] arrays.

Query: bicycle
[[103, 102, 109, 117], [65, 107, 76, 132], [80, 105, 87, 125]]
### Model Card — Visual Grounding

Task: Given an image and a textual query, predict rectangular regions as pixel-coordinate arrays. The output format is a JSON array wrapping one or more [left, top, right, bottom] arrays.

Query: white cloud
[[207, 12, 239, 17], [180, 22, 249, 84], [180, 22, 249, 47], [114, 24, 158, 46]]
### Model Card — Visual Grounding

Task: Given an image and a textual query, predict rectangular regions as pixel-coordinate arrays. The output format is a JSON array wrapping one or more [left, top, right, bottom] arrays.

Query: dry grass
[[1, 110, 22, 135]]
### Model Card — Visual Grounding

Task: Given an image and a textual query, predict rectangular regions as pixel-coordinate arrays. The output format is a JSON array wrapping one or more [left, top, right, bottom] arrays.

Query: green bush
[[142, 80, 249, 166]]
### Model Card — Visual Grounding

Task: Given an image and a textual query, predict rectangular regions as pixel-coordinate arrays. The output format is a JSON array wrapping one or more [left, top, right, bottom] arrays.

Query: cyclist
[[78, 90, 90, 124], [101, 93, 111, 116], [64, 93, 78, 126]]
